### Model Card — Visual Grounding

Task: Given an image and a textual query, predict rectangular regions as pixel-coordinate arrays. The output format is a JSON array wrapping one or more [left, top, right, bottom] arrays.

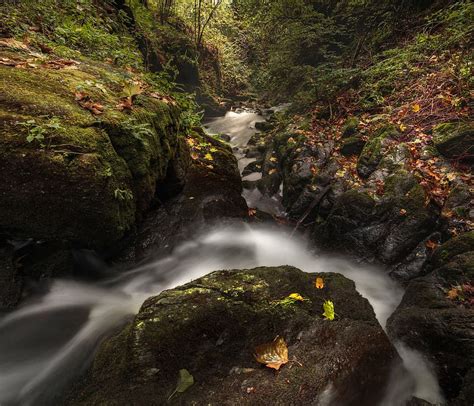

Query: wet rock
[[65, 266, 399, 406], [242, 160, 262, 177], [314, 171, 439, 264], [389, 232, 441, 284], [122, 133, 248, 262], [433, 122, 474, 161], [387, 232, 474, 401], [0, 244, 22, 310], [254, 121, 274, 132]]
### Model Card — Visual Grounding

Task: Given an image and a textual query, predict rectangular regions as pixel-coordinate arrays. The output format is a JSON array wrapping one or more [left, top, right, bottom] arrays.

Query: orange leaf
[[254, 336, 288, 371], [425, 240, 437, 250], [315, 277, 324, 289], [412, 104, 421, 113], [447, 287, 459, 300]]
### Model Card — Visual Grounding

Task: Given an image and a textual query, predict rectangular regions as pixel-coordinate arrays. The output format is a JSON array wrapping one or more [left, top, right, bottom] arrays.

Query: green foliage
[[0, 0, 142, 68], [122, 118, 155, 139], [114, 188, 134, 201], [17, 117, 64, 145]]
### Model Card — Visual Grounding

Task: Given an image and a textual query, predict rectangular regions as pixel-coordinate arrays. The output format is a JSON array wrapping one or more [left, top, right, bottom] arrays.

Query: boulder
[[65, 266, 400, 406], [340, 136, 366, 156], [433, 122, 474, 161], [357, 125, 398, 178], [387, 232, 474, 402], [0, 52, 187, 250], [121, 130, 248, 262], [313, 171, 439, 264], [341, 116, 359, 138]]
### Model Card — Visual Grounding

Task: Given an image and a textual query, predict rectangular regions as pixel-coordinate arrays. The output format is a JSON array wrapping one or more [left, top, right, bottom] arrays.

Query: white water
[[0, 109, 444, 405]]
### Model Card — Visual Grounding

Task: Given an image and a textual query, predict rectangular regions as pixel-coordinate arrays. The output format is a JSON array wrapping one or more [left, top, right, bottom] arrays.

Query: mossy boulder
[[357, 125, 398, 178], [341, 116, 359, 138], [388, 233, 474, 401], [65, 266, 399, 406], [313, 171, 438, 264], [433, 122, 474, 161], [0, 48, 186, 249], [340, 136, 366, 156]]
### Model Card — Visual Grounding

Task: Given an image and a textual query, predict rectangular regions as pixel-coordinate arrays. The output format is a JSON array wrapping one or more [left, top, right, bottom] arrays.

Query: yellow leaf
[[399, 124, 407, 132], [269, 156, 277, 162], [288, 293, 304, 302], [210, 147, 218, 153], [268, 168, 277, 175], [322, 300, 335, 320], [447, 287, 459, 300], [412, 104, 421, 113], [254, 336, 289, 371], [204, 153, 213, 161], [315, 277, 324, 289]]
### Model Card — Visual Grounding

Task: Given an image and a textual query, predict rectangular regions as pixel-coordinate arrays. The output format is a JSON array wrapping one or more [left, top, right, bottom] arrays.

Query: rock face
[[388, 232, 474, 403], [0, 47, 187, 249], [65, 266, 399, 405], [123, 128, 248, 262]]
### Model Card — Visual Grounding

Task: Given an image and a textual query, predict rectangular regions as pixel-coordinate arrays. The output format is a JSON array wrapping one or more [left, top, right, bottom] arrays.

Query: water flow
[[0, 109, 443, 405], [0, 226, 443, 405]]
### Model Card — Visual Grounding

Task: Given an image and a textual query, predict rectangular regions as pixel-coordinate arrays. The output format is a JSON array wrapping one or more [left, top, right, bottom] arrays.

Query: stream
[[0, 109, 444, 406]]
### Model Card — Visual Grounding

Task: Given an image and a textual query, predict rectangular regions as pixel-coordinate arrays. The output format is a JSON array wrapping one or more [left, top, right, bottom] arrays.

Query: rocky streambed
[[0, 102, 472, 405]]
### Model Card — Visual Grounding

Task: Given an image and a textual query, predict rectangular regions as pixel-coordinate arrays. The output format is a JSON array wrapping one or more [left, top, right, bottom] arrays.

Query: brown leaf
[[425, 240, 438, 250], [248, 208, 257, 217], [254, 336, 289, 371], [116, 98, 133, 111]]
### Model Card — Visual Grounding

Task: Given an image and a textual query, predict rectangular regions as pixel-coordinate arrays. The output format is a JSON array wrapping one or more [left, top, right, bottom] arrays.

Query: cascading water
[[0, 109, 444, 406]]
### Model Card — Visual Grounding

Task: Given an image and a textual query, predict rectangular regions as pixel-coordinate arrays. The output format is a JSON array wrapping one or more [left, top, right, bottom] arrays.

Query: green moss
[[433, 122, 474, 159], [357, 125, 399, 177], [0, 49, 184, 248], [432, 232, 474, 268], [341, 116, 359, 137]]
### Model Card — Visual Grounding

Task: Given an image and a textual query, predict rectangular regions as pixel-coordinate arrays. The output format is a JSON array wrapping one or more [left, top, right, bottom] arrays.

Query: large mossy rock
[[387, 232, 474, 403], [433, 122, 474, 161], [66, 266, 399, 405], [0, 46, 187, 249], [313, 170, 438, 265]]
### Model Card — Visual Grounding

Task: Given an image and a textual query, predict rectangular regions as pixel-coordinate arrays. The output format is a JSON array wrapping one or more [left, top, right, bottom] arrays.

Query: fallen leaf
[[412, 104, 421, 113], [447, 287, 459, 300], [322, 300, 335, 320], [116, 98, 133, 111], [204, 153, 213, 161], [288, 293, 305, 302], [269, 156, 277, 162], [268, 168, 277, 175], [399, 123, 407, 132], [254, 336, 289, 371], [400, 208, 407, 216], [168, 369, 194, 400], [315, 277, 324, 289], [425, 240, 438, 250], [248, 208, 257, 217]]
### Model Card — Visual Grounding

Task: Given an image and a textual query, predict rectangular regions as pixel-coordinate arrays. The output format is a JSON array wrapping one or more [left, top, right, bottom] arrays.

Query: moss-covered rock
[[357, 125, 398, 178], [388, 233, 474, 401], [340, 136, 366, 156], [341, 116, 359, 138], [65, 266, 399, 405], [0, 48, 186, 249], [433, 122, 474, 161]]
